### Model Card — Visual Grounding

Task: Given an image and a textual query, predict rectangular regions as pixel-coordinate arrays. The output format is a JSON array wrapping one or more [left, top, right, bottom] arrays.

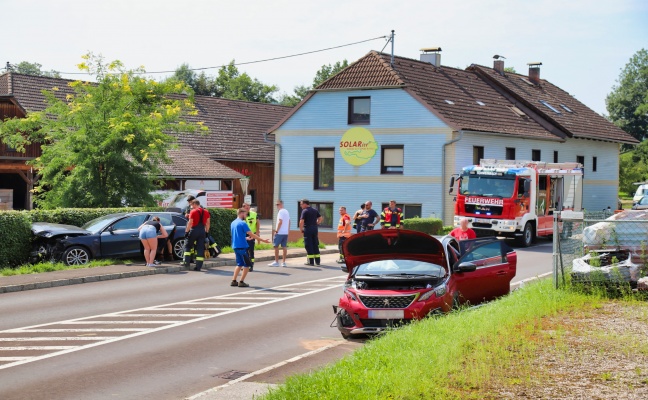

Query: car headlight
[[418, 284, 447, 302], [344, 288, 358, 301]]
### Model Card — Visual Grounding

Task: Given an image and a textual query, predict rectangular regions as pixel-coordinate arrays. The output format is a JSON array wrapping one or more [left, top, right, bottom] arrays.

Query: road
[[0, 241, 552, 400]]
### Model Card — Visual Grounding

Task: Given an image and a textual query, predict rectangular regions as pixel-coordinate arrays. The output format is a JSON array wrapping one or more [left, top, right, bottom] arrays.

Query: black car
[[31, 212, 188, 265]]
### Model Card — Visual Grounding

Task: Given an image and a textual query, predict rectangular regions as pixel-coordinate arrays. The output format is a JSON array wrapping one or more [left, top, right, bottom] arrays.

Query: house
[[268, 50, 638, 243], [0, 72, 290, 215]]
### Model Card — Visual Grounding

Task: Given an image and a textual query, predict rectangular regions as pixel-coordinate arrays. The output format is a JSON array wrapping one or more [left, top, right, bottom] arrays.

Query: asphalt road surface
[[0, 241, 553, 400]]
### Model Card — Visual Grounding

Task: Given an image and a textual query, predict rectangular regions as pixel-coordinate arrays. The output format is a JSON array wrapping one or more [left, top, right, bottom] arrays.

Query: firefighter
[[183, 199, 210, 271], [336, 206, 352, 263], [243, 203, 259, 271], [299, 199, 322, 266], [381, 200, 404, 229]]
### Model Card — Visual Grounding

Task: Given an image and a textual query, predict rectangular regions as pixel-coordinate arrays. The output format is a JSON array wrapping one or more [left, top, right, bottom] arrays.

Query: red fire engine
[[450, 159, 583, 246]]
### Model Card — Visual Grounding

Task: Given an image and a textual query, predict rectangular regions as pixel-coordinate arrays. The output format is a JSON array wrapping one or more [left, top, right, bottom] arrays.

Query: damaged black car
[[31, 212, 188, 265]]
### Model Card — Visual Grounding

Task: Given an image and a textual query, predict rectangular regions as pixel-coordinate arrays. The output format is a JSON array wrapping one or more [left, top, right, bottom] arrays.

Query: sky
[[3, 0, 647, 115]]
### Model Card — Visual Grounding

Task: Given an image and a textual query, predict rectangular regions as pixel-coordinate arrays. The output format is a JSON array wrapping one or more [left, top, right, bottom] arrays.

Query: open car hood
[[31, 222, 91, 237], [342, 229, 445, 273]]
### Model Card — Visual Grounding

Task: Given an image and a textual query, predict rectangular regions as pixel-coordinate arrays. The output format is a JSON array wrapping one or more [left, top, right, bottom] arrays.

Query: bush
[[402, 217, 444, 235], [24, 207, 163, 227], [206, 208, 238, 248], [0, 211, 32, 268]]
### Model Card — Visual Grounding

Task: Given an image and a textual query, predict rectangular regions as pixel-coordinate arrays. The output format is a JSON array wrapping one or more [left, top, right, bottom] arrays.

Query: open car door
[[452, 238, 517, 305]]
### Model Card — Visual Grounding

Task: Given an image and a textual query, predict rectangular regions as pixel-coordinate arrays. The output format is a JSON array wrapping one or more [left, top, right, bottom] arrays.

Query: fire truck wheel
[[518, 222, 534, 247]]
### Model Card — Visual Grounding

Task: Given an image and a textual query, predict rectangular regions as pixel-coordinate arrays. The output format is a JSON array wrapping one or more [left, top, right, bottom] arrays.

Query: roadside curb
[[0, 247, 338, 295]]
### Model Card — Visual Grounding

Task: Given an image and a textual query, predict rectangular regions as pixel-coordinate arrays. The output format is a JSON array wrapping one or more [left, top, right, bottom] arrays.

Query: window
[[314, 148, 334, 190], [592, 156, 597, 172], [476, 101, 486, 106], [473, 146, 484, 165], [576, 155, 585, 167], [381, 145, 404, 174], [111, 215, 147, 231], [532, 149, 541, 162], [560, 104, 573, 113], [539, 100, 562, 114], [380, 203, 422, 219], [348, 97, 370, 124], [553, 151, 558, 163], [444, 99, 455, 105], [506, 147, 516, 160], [297, 202, 334, 229]]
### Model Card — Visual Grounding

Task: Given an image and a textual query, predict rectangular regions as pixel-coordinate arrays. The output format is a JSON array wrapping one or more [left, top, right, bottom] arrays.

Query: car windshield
[[82, 215, 119, 234], [639, 197, 648, 205], [460, 173, 516, 197], [354, 259, 445, 277]]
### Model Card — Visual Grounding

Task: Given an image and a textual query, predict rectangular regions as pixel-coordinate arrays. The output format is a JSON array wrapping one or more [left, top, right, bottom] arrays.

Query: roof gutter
[[264, 132, 281, 201], [441, 131, 464, 224]]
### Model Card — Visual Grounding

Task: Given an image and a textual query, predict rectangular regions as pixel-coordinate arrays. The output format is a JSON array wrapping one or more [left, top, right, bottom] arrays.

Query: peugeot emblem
[[383, 299, 390, 306]]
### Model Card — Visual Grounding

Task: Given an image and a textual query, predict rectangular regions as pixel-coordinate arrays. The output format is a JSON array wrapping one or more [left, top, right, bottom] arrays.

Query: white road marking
[[0, 276, 347, 370], [0, 346, 75, 350], [0, 357, 29, 361], [187, 302, 257, 305], [0, 337, 115, 341]]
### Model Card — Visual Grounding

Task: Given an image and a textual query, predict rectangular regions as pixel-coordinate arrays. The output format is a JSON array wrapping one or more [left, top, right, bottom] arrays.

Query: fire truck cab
[[450, 159, 583, 247]]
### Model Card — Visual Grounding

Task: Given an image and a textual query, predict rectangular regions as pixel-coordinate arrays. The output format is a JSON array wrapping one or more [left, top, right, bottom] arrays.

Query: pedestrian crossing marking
[[0, 276, 346, 370]]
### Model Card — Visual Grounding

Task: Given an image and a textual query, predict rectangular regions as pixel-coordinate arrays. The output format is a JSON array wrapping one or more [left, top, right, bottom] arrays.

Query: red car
[[334, 229, 517, 338]]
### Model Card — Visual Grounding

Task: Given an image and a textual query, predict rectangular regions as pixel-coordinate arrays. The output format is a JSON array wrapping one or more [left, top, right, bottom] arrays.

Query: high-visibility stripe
[[196, 257, 204, 261], [314, 254, 320, 258], [184, 252, 192, 256], [307, 255, 315, 259]]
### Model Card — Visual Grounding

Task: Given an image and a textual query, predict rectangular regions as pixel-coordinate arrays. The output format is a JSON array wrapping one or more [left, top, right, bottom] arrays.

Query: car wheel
[[172, 238, 186, 260], [62, 246, 91, 266], [517, 222, 534, 247]]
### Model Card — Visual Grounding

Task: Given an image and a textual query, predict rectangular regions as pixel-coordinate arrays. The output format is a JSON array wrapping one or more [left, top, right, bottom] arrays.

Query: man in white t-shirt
[[268, 200, 290, 267]]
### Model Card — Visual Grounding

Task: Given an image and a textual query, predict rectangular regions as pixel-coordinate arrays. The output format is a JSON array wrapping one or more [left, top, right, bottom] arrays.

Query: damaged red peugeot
[[334, 229, 517, 339]]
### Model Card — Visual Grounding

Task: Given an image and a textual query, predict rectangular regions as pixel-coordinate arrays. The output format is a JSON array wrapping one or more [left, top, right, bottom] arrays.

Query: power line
[[17, 35, 388, 76]]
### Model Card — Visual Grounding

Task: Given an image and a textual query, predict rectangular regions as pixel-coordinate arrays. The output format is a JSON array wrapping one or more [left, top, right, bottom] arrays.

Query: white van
[[633, 183, 648, 204], [167, 189, 235, 213]]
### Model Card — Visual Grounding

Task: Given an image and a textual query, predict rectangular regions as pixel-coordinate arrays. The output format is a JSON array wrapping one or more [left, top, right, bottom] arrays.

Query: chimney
[[527, 62, 542, 84], [494, 60, 504, 75], [420, 47, 442, 67]]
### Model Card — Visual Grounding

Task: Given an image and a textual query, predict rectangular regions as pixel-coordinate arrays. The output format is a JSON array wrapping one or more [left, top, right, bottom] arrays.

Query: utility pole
[[390, 30, 395, 66]]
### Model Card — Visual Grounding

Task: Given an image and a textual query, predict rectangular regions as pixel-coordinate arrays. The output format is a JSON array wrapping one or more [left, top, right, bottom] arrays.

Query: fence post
[[553, 212, 559, 288]]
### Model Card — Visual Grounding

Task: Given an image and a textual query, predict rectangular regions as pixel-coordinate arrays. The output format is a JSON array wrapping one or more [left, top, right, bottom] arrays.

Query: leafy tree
[[0, 54, 207, 208], [606, 49, 648, 142], [171, 61, 278, 103], [504, 66, 517, 74], [279, 60, 349, 106], [12, 61, 61, 78], [619, 141, 648, 194]]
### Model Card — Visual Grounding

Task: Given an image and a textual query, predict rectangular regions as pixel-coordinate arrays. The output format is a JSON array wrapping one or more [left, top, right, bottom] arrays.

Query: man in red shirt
[[183, 200, 211, 271], [450, 217, 477, 241]]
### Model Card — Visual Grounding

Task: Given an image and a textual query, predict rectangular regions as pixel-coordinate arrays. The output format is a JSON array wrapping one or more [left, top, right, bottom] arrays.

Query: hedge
[[206, 208, 238, 247], [402, 217, 444, 235], [23, 207, 164, 228], [0, 211, 32, 268]]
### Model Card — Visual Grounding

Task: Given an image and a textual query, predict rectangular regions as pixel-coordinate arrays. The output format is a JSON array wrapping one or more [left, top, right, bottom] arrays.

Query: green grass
[[220, 239, 328, 254], [262, 279, 601, 400], [0, 259, 129, 276]]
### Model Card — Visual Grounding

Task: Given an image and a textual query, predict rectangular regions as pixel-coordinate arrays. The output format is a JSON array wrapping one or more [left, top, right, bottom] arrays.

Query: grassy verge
[[0, 259, 129, 276], [220, 238, 328, 254], [263, 279, 602, 400]]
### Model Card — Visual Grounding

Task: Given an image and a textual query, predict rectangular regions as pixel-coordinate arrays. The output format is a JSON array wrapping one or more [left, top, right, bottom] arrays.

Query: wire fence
[[553, 210, 648, 291]]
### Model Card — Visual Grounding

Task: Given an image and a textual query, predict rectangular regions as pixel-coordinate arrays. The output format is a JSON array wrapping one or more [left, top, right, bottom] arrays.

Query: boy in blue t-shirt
[[230, 208, 269, 287]]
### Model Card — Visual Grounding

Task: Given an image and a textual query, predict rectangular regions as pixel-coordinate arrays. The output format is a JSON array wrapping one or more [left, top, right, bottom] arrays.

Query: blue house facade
[[269, 51, 637, 242]]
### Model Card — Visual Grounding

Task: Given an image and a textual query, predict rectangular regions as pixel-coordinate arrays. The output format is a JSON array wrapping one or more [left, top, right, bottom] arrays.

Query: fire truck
[[450, 159, 583, 247]]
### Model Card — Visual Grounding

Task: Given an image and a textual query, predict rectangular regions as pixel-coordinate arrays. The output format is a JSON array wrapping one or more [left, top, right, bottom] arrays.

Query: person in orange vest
[[336, 206, 352, 264], [381, 200, 404, 229]]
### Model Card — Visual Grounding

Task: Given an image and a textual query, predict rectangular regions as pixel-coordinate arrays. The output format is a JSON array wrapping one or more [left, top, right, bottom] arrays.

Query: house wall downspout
[[441, 130, 464, 224], [263, 131, 281, 214]]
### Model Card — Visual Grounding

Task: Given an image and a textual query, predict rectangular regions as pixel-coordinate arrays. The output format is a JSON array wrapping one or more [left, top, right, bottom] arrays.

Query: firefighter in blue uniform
[[299, 199, 322, 266]]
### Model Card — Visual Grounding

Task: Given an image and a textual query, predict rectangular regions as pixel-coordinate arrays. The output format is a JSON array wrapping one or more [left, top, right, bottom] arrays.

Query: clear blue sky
[[4, 0, 647, 115]]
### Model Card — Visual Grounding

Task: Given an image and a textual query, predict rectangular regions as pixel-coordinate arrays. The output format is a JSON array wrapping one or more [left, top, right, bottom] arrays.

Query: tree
[[619, 143, 648, 194], [504, 66, 517, 74], [279, 60, 349, 106], [0, 54, 207, 208], [171, 61, 278, 103], [606, 49, 648, 142], [12, 61, 61, 78]]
